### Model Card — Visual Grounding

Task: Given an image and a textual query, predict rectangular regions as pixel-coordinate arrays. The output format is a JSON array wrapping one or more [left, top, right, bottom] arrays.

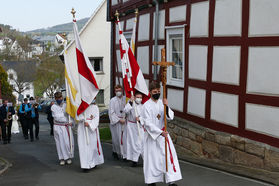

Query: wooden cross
[[152, 48, 175, 172]]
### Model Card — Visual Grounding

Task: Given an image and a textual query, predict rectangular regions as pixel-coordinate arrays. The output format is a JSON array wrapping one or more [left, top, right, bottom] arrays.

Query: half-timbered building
[[107, 0, 279, 173]]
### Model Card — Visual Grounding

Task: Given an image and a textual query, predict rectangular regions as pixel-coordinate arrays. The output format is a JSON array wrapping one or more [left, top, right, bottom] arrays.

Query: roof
[[63, 0, 106, 53], [1, 61, 38, 82]]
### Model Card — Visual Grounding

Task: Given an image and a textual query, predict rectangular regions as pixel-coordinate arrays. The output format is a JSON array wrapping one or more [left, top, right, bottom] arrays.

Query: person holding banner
[[123, 91, 145, 167], [142, 81, 182, 186], [77, 98, 104, 172], [109, 85, 126, 160], [51, 92, 74, 166]]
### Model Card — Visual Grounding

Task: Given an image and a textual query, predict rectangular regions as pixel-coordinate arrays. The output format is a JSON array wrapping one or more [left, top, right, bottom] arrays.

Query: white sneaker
[[66, 159, 72, 165], [60, 160, 65, 166]]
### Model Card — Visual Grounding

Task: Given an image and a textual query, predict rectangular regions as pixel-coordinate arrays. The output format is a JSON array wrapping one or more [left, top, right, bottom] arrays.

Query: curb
[[0, 157, 11, 176]]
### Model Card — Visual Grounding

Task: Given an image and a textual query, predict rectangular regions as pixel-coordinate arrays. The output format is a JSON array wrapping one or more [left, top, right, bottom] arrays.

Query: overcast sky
[[0, 0, 104, 32]]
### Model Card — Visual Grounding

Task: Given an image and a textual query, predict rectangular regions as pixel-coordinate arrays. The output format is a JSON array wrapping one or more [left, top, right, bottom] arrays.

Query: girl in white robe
[[123, 94, 144, 165], [142, 97, 182, 185], [11, 114, 20, 134], [77, 102, 104, 170]]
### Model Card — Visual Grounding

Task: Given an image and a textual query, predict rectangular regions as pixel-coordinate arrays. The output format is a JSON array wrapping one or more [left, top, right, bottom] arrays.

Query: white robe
[[51, 103, 74, 160], [11, 115, 20, 134], [108, 96, 126, 157], [142, 99, 182, 184], [123, 101, 144, 162], [77, 104, 104, 169]]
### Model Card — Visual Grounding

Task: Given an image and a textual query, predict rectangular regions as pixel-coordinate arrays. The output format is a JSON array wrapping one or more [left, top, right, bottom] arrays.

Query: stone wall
[[168, 117, 279, 172]]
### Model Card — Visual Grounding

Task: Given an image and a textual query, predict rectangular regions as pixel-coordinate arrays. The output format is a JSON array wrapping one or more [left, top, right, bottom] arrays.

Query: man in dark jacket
[[29, 97, 41, 140], [19, 98, 32, 140], [0, 100, 15, 144], [46, 101, 54, 136]]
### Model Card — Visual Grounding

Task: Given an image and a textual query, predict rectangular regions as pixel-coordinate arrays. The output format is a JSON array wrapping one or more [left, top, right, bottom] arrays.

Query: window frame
[[166, 25, 186, 88], [89, 57, 104, 74]]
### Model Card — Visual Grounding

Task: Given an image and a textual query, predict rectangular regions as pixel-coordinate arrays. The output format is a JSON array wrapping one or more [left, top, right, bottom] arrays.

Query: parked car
[[40, 100, 53, 113], [100, 109, 110, 123]]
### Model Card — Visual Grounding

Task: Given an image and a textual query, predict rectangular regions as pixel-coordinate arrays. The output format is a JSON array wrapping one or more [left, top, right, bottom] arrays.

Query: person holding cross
[[142, 81, 182, 186]]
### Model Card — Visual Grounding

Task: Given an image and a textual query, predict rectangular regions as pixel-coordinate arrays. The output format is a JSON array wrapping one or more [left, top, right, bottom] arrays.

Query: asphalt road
[[0, 114, 274, 186]]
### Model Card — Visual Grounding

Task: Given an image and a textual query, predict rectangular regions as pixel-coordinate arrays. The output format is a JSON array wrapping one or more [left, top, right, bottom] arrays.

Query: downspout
[[153, 0, 159, 80]]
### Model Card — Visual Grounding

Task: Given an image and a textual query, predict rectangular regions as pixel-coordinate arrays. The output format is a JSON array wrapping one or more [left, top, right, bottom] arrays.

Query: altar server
[[142, 81, 182, 186], [51, 92, 74, 166], [77, 98, 104, 172], [123, 91, 144, 166]]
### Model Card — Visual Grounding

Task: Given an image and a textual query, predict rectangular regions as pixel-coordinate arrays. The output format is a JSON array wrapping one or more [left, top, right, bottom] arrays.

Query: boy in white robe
[[51, 92, 74, 166], [109, 85, 126, 159], [77, 98, 104, 172], [142, 81, 182, 186], [123, 92, 144, 167]]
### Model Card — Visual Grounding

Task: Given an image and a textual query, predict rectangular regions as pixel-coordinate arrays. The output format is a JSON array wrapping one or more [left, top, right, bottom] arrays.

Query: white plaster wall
[[190, 1, 209, 37], [247, 47, 279, 95], [138, 14, 150, 41], [153, 10, 165, 40], [126, 18, 134, 30], [212, 46, 241, 85], [168, 89, 184, 112], [249, 0, 279, 36], [169, 5, 187, 23], [137, 46, 149, 74], [116, 50, 122, 73], [246, 103, 279, 138], [189, 45, 208, 81], [115, 77, 123, 86], [66, 2, 111, 107], [214, 0, 242, 36], [187, 87, 206, 118], [211, 91, 238, 127], [111, 0, 118, 6], [152, 45, 164, 75]]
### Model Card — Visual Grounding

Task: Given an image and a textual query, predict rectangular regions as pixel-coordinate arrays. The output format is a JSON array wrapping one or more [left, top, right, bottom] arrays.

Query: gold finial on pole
[[135, 8, 139, 16], [115, 10, 120, 20], [71, 8, 76, 20]]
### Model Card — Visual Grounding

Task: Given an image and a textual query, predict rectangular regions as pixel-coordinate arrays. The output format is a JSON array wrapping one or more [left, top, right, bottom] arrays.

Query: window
[[89, 57, 103, 72], [171, 37, 183, 79], [96, 89, 104, 105], [166, 25, 185, 87]]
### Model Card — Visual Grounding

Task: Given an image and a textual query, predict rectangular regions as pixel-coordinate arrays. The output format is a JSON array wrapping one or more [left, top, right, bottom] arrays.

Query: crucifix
[[153, 48, 175, 172]]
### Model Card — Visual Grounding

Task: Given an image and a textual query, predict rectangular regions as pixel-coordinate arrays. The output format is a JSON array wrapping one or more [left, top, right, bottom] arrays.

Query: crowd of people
[[0, 81, 182, 186], [0, 97, 41, 144], [108, 82, 182, 186]]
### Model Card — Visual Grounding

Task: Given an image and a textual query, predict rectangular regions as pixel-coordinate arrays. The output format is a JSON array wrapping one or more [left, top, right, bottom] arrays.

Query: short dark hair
[[135, 91, 142, 96], [54, 92, 62, 99], [24, 98, 28, 102], [114, 84, 122, 90], [149, 81, 160, 91], [29, 97, 34, 101]]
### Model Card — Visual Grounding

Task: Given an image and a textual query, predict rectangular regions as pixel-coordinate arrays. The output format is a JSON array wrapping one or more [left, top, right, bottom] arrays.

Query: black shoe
[[8, 140, 11, 144], [25, 136, 28, 140], [169, 184, 178, 186], [131, 162, 137, 167], [30, 139, 34, 142], [112, 152, 119, 160], [148, 184, 156, 186], [82, 169, 90, 173], [3, 141, 7, 144], [36, 137, 39, 140]]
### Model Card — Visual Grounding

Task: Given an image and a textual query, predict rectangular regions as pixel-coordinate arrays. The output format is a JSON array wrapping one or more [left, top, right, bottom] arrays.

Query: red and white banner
[[73, 20, 99, 115], [117, 21, 149, 103]]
